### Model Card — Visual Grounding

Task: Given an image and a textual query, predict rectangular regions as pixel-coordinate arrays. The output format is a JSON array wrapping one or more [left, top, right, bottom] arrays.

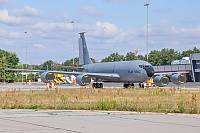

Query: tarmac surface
[[0, 82, 200, 91], [0, 82, 200, 133], [0, 110, 200, 133]]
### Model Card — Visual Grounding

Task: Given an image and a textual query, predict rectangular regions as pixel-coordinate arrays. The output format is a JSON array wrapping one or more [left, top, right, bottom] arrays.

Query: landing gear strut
[[139, 83, 144, 88], [92, 82, 103, 88], [123, 83, 134, 88]]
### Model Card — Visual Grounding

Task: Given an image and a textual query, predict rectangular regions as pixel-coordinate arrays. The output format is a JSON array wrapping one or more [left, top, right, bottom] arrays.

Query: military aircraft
[[6, 32, 186, 88]]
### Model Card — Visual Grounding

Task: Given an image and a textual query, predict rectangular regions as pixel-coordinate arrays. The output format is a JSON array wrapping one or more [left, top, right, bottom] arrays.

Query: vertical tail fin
[[79, 32, 93, 66]]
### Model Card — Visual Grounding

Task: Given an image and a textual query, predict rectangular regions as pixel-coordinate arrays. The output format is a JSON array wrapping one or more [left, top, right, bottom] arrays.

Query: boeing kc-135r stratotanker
[[7, 32, 186, 88]]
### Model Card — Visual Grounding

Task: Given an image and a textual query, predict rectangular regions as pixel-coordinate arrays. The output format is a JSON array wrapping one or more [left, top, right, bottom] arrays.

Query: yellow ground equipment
[[54, 74, 66, 84], [139, 78, 155, 88]]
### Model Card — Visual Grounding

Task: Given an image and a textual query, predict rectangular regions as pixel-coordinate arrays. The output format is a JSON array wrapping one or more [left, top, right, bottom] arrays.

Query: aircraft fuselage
[[82, 60, 153, 83]]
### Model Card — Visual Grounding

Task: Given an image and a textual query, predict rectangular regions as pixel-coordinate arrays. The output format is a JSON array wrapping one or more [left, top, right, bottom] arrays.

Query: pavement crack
[[108, 115, 200, 128], [2, 118, 82, 133]]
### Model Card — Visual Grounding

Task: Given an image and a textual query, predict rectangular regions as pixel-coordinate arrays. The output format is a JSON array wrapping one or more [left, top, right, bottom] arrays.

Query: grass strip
[[0, 87, 199, 114]]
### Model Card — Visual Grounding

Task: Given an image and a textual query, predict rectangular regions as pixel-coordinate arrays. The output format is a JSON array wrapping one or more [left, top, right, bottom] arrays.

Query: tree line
[[0, 47, 199, 82], [101, 47, 200, 66], [0, 49, 19, 82]]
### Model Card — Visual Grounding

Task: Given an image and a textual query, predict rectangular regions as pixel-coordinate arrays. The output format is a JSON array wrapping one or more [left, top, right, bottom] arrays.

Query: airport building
[[153, 53, 200, 82]]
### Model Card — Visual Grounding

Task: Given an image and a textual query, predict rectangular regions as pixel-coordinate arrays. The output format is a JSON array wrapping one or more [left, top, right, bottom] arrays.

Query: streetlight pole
[[71, 21, 75, 66], [25, 32, 28, 84], [21, 62, 23, 83], [3, 54, 5, 84], [144, 2, 149, 62]]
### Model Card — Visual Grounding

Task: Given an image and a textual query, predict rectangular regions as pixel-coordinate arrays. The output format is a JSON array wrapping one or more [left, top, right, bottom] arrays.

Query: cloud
[[152, 8, 169, 14], [31, 22, 72, 34], [93, 22, 119, 36], [146, 21, 200, 52], [0, 4, 199, 65], [0, 0, 12, 5], [79, 6, 102, 17], [179, 18, 198, 25], [54, 12, 72, 22], [34, 44, 46, 49], [0, 29, 7, 36], [0, 9, 33, 25], [84, 20, 200, 60], [10, 6, 47, 18], [2, 19, 200, 65], [0, 6, 48, 26]]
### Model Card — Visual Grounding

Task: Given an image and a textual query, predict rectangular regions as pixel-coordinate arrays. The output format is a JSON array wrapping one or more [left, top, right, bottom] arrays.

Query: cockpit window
[[139, 65, 152, 68]]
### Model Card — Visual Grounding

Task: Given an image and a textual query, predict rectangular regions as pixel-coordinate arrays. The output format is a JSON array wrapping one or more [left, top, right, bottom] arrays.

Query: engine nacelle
[[76, 75, 91, 86], [171, 73, 186, 85], [40, 72, 55, 83], [153, 75, 169, 87]]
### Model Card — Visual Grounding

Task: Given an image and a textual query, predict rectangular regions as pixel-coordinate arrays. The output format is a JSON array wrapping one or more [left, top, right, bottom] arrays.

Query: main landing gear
[[92, 82, 103, 88], [123, 83, 134, 88]]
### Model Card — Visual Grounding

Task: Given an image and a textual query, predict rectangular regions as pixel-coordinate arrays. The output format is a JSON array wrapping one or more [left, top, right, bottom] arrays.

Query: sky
[[0, 0, 200, 65]]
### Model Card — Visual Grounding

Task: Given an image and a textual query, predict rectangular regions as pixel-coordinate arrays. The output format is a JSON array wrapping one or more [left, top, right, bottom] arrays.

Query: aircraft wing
[[42, 71, 120, 80], [6, 68, 47, 73], [6, 68, 120, 79], [49, 71, 120, 80], [81, 72, 120, 80], [6, 68, 83, 75], [154, 71, 189, 77], [53, 65, 84, 71]]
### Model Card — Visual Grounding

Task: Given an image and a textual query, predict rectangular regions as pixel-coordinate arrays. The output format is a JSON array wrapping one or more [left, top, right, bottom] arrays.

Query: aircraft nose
[[144, 66, 154, 77]]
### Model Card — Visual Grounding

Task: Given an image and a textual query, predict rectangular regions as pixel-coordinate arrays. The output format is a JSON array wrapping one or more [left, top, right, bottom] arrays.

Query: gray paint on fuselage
[[82, 60, 151, 83]]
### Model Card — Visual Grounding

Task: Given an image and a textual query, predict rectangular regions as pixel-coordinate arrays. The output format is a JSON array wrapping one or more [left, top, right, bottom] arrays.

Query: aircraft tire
[[92, 83, 103, 88], [130, 83, 134, 88], [139, 83, 144, 88], [123, 83, 134, 88], [99, 83, 103, 88], [92, 83, 95, 88], [123, 83, 129, 88]]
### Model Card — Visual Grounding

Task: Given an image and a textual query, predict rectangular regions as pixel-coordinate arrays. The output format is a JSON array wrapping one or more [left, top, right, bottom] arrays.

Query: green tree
[[125, 52, 136, 61], [137, 54, 145, 60], [148, 50, 162, 65], [6, 53, 19, 68], [149, 48, 180, 65], [180, 47, 200, 58], [62, 57, 96, 67], [0, 56, 7, 81], [63, 57, 79, 66], [0, 49, 19, 81], [101, 52, 124, 62], [39, 60, 54, 70], [28, 73, 34, 81]]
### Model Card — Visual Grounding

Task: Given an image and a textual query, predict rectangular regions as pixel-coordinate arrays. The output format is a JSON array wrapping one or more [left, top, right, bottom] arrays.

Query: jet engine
[[76, 75, 91, 86], [171, 73, 186, 85], [153, 75, 169, 87], [40, 72, 55, 83]]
